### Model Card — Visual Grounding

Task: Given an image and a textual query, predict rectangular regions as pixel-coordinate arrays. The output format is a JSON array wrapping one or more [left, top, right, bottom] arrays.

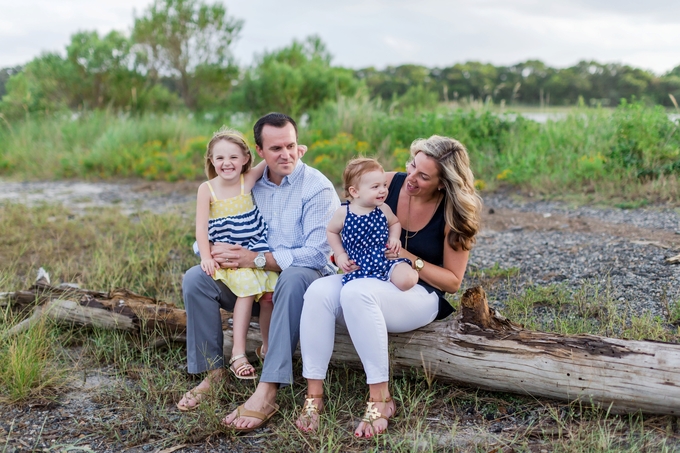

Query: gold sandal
[[296, 394, 323, 432], [229, 354, 258, 380], [360, 396, 397, 437]]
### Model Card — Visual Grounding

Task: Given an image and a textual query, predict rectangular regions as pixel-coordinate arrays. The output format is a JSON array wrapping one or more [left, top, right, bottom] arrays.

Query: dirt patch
[[483, 207, 680, 248]]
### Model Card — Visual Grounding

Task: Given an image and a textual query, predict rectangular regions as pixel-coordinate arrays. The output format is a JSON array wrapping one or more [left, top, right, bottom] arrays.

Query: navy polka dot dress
[[341, 203, 411, 285]]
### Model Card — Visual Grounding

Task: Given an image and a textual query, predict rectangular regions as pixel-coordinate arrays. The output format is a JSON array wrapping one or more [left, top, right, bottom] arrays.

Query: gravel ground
[[2, 179, 680, 452], [475, 192, 680, 322]]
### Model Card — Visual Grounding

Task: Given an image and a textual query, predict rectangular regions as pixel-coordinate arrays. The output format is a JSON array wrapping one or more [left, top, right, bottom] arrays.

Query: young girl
[[195, 128, 277, 380], [327, 157, 419, 291]]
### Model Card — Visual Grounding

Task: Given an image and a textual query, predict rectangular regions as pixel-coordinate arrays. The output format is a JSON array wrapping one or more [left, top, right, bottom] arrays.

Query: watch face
[[255, 254, 266, 267], [415, 258, 424, 270]]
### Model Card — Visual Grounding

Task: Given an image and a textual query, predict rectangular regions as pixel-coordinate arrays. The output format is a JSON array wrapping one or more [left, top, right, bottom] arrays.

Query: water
[[502, 112, 680, 124]]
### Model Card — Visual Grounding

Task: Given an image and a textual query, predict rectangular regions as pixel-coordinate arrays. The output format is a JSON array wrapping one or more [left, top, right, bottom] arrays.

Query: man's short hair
[[253, 113, 298, 149]]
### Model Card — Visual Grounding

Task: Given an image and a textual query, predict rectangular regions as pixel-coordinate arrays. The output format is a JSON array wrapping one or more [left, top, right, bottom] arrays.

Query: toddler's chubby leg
[[389, 262, 419, 291]]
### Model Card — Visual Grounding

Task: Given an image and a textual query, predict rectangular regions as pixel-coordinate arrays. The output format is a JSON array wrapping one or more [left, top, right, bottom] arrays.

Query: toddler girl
[[195, 127, 277, 380], [327, 157, 418, 291]]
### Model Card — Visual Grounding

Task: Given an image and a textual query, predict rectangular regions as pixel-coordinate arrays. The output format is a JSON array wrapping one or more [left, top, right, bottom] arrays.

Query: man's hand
[[211, 243, 256, 269]]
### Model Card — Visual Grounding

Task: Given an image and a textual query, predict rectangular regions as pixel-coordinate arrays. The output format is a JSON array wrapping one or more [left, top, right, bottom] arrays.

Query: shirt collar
[[262, 159, 304, 187]]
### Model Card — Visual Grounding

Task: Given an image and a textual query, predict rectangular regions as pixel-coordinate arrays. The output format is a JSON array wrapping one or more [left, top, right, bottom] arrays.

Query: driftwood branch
[[5, 275, 680, 415]]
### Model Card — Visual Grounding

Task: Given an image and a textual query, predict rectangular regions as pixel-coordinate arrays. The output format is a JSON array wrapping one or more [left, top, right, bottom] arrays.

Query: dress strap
[[205, 181, 217, 202], [240, 174, 245, 195]]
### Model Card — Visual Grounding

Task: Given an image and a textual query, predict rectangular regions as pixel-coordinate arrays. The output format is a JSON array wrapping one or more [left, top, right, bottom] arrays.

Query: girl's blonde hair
[[204, 127, 253, 179], [409, 135, 482, 251], [342, 157, 384, 200]]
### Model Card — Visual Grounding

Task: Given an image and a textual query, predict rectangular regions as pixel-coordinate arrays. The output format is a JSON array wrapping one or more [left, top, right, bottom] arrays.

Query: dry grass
[[1, 201, 679, 451]]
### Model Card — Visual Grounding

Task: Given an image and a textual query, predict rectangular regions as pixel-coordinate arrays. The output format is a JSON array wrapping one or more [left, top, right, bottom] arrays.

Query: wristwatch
[[414, 257, 425, 272], [254, 252, 266, 269]]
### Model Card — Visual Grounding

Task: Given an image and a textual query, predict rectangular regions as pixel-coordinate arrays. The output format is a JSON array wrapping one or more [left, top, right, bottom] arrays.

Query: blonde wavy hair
[[409, 135, 482, 251], [204, 127, 252, 179]]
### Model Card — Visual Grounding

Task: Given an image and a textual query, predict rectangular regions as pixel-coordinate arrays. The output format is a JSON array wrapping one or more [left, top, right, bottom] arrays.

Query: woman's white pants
[[300, 274, 439, 384]]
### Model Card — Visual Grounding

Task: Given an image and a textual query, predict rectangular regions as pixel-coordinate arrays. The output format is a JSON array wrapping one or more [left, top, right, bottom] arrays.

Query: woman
[[296, 135, 482, 437]]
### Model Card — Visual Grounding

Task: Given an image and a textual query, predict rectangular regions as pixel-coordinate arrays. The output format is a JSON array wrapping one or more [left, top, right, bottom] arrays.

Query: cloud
[[1, 0, 679, 74]]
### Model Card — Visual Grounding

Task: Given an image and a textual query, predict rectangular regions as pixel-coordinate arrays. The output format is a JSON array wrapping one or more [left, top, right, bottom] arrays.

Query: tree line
[[1, 0, 679, 121]]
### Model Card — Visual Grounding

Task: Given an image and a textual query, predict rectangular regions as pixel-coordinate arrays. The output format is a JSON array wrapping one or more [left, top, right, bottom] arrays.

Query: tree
[[132, 0, 242, 109], [232, 36, 360, 117], [66, 30, 135, 109], [0, 53, 76, 118]]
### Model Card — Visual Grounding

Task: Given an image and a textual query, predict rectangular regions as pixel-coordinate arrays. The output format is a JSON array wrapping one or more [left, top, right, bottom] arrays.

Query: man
[[179, 112, 340, 432]]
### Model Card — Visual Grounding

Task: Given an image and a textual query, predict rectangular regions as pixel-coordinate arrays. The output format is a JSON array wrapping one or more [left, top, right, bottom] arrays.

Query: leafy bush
[[608, 100, 680, 179]]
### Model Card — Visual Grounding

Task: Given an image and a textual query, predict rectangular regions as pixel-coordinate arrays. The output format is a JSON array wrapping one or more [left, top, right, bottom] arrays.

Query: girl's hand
[[201, 258, 218, 277], [335, 253, 355, 273], [387, 237, 401, 255]]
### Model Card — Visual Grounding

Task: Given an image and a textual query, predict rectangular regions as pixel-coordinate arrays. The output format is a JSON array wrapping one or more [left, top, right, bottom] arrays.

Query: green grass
[[1, 202, 679, 450], [1, 100, 678, 203]]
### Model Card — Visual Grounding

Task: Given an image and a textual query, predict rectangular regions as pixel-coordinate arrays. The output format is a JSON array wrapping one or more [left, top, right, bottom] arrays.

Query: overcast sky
[[2, 0, 679, 74]]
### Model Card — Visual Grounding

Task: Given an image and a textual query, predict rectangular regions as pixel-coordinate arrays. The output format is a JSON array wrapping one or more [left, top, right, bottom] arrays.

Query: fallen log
[[4, 277, 680, 415]]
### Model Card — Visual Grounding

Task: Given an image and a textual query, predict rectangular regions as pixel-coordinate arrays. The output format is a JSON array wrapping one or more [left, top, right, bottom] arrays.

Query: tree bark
[[5, 282, 680, 415]]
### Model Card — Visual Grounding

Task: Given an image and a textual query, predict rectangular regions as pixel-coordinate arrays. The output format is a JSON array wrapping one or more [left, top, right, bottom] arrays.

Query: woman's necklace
[[404, 193, 441, 252]]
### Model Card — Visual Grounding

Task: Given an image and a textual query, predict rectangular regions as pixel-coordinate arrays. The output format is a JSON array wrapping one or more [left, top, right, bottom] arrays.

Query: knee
[[259, 297, 273, 311], [339, 283, 374, 311], [303, 278, 325, 302], [393, 270, 419, 292], [182, 265, 205, 294], [274, 267, 319, 304]]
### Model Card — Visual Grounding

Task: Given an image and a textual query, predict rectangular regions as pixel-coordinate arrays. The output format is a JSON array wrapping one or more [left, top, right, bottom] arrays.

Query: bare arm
[[195, 183, 218, 276], [327, 207, 353, 272], [398, 226, 469, 293], [243, 160, 267, 192], [380, 204, 402, 254]]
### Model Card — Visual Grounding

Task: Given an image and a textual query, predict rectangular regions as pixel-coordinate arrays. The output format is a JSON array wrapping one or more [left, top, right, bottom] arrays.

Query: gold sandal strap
[[368, 396, 392, 403], [362, 401, 384, 423], [229, 353, 246, 365], [233, 363, 254, 375], [302, 396, 322, 418], [362, 397, 394, 423]]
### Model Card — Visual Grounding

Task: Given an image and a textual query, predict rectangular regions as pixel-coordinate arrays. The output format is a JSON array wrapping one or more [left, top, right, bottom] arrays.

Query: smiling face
[[348, 169, 388, 209], [255, 123, 301, 185], [209, 139, 251, 182], [404, 151, 444, 197]]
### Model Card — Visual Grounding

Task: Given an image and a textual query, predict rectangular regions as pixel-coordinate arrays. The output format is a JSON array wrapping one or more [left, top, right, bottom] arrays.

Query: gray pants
[[182, 265, 322, 386]]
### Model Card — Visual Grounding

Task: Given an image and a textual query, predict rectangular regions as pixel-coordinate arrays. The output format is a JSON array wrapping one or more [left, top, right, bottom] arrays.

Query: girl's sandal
[[229, 354, 258, 380], [296, 394, 323, 432], [360, 396, 397, 437], [255, 344, 266, 362]]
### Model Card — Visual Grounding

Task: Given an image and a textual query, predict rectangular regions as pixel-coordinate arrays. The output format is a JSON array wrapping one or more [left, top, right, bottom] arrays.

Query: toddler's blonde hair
[[342, 157, 384, 200]]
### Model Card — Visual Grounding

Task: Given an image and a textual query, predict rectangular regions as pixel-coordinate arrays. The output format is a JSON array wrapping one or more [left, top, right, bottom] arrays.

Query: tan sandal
[[359, 396, 397, 437], [225, 403, 280, 433], [296, 394, 323, 432], [229, 354, 257, 380], [255, 344, 266, 362], [176, 388, 208, 411]]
